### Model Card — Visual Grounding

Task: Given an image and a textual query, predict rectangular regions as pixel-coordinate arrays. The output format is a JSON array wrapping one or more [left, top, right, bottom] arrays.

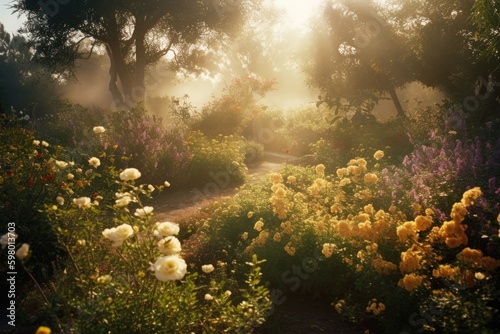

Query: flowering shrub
[[378, 121, 500, 211], [37, 168, 272, 333], [188, 149, 500, 333], [105, 105, 192, 185]]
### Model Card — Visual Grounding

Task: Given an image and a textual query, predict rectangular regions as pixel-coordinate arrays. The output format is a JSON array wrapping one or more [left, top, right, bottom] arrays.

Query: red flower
[[284, 149, 290, 155], [91, 192, 99, 199], [6, 171, 14, 177], [60, 182, 66, 188], [46, 174, 55, 181], [36, 153, 44, 159], [26, 179, 35, 187]]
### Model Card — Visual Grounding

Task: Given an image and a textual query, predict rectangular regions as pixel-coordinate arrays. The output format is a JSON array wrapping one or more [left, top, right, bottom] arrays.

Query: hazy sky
[[0, 0, 24, 33], [0, 0, 438, 116]]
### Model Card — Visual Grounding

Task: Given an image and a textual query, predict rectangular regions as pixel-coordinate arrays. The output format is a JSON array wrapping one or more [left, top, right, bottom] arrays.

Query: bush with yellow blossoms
[[190, 148, 500, 333]]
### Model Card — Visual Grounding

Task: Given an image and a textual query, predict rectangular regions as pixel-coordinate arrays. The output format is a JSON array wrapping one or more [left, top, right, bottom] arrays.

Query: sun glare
[[272, 0, 327, 28]]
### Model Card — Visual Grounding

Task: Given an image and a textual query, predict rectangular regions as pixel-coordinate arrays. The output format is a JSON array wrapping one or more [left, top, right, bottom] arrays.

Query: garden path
[[152, 152, 301, 222]]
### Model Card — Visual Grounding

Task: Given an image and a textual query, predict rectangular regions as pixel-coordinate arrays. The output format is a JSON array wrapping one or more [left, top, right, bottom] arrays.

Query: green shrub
[[187, 131, 247, 186]]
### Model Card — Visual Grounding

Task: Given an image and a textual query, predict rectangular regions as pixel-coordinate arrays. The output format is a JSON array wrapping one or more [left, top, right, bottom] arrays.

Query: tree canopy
[[304, 0, 499, 119], [13, 0, 262, 108]]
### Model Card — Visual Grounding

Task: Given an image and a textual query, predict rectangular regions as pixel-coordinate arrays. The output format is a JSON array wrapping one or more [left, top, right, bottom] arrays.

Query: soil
[[150, 152, 371, 334]]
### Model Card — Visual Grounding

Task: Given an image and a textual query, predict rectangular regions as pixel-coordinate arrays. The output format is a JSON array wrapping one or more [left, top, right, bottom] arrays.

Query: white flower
[[73, 197, 91, 209], [224, 290, 232, 297], [55, 160, 68, 168], [115, 196, 132, 208], [154, 222, 180, 238], [102, 223, 134, 247], [158, 236, 182, 255], [148, 184, 155, 192], [66, 173, 74, 180], [205, 294, 214, 301], [120, 168, 141, 181], [93, 126, 106, 134], [41, 141, 49, 147], [164, 181, 171, 187], [202, 264, 215, 274], [475, 272, 486, 280], [0, 232, 17, 249], [16, 243, 30, 260], [151, 255, 187, 281], [88, 157, 101, 168], [33, 140, 40, 146], [134, 206, 153, 218]]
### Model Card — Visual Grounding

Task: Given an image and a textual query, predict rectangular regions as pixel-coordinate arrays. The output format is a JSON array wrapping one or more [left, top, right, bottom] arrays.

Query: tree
[[390, 0, 494, 99], [303, 0, 415, 118], [0, 23, 61, 115], [472, 0, 500, 65], [13, 0, 261, 108]]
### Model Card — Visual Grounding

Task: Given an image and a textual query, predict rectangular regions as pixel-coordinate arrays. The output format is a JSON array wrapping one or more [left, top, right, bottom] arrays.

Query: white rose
[[151, 255, 187, 281], [55, 160, 68, 168], [134, 206, 153, 218], [158, 236, 182, 255], [88, 157, 101, 168], [41, 141, 49, 147], [0, 232, 17, 249], [16, 243, 30, 260], [205, 294, 214, 301], [102, 223, 134, 247], [93, 126, 106, 134], [154, 222, 180, 238], [115, 196, 132, 208], [67, 173, 74, 180], [201, 264, 215, 274], [33, 140, 40, 146], [73, 197, 91, 209], [120, 168, 141, 181]]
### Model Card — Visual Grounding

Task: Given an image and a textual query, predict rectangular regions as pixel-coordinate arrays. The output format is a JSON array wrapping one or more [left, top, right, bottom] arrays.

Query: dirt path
[[151, 153, 295, 222]]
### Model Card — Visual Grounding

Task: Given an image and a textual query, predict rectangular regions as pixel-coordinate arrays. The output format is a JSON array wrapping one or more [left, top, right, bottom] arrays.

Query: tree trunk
[[388, 86, 405, 118]]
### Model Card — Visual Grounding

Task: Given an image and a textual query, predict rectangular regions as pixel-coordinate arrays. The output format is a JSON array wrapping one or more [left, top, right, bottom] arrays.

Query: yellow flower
[[315, 164, 325, 175], [287, 176, 297, 184], [284, 242, 296, 256], [254, 220, 264, 232], [336, 168, 348, 178], [396, 221, 417, 243], [270, 173, 283, 184], [398, 274, 424, 292], [35, 326, 51, 334], [432, 265, 460, 278], [247, 211, 254, 218], [273, 232, 282, 242], [415, 215, 433, 232], [461, 187, 482, 207], [322, 243, 336, 258], [373, 150, 384, 160], [399, 247, 422, 273]]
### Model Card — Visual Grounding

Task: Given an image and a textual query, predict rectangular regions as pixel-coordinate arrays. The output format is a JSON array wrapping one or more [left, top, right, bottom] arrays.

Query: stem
[[21, 263, 65, 333]]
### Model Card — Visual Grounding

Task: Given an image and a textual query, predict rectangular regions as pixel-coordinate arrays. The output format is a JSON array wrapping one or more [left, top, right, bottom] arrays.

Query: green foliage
[[311, 116, 412, 170], [187, 131, 247, 186]]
